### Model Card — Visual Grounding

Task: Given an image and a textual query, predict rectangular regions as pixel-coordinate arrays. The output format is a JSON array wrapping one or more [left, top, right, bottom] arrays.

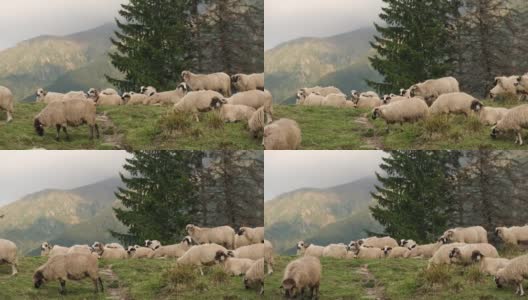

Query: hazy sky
[[265, 0, 383, 50], [0, 151, 131, 206], [264, 151, 387, 200], [0, 0, 127, 50]]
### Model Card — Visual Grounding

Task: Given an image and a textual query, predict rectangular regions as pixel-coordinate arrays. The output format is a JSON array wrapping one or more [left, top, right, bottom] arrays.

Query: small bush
[[419, 265, 451, 286], [163, 265, 198, 287], [423, 115, 451, 137], [466, 115, 483, 133], [206, 112, 225, 130], [500, 244, 524, 258], [158, 111, 193, 135], [209, 265, 229, 284], [465, 265, 484, 283]]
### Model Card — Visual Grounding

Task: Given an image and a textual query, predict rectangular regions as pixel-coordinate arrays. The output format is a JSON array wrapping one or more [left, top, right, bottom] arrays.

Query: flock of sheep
[[296, 73, 528, 145], [0, 224, 269, 296], [287, 224, 528, 298]]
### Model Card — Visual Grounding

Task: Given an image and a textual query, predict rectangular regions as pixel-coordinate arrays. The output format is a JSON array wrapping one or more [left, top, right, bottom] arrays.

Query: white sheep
[[145, 240, 162, 250], [350, 245, 384, 259], [248, 106, 273, 138], [214, 250, 255, 276], [297, 92, 324, 106], [356, 236, 399, 249], [227, 242, 274, 274], [235, 234, 251, 249], [173, 90, 224, 122], [231, 73, 264, 92], [126, 245, 154, 259], [91, 243, 127, 259], [210, 97, 256, 122], [123, 92, 149, 105], [186, 224, 236, 249], [495, 254, 528, 296], [33, 253, 102, 294], [145, 83, 189, 105], [439, 226, 488, 244], [495, 226, 528, 245], [383, 246, 410, 258], [400, 239, 417, 249], [382, 94, 408, 105], [300, 86, 343, 97], [224, 90, 273, 112], [0, 86, 14, 122], [409, 76, 460, 106], [281, 255, 321, 299], [490, 76, 519, 100], [244, 258, 266, 295], [67, 245, 92, 256], [263, 118, 302, 150], [296, 241, 324, 258], [0, 239, 18, 275], [88, 89, 122, 106], [491, 104, 528, 145], [470, 101, 509, 125], [176, 243, 228, 275], [140, 86, 157, 96], [372, 97, 429, 128], [472, 250, 510, 276], [322, 243, 348, 258], [35, 88, 66, 103], [407, 242, 442, 258], [448, 243, 499, 265], [237, 227, 264, 245], [322, 93, 348, 107], [181, 71, 231, 96], [152, 236, 194, 258], [355, 95, 382, 109], [429, 92, 479, 116], [34, 97, 99, 141], [428, 243, 466, 268], [41, 242, 69, 258]]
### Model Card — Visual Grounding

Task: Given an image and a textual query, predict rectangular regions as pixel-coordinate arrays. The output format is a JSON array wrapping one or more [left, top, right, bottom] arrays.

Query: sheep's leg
[[519, 283, 525, 296], [10, 263, 17, 276], [59, 279, 66, 294], [199, 266, 204, 276], [194, 113, 200, 122], [259, 281, 264, 295], [518, 132, 524, 146], [55, 125, 62, 141], [62, 126, 70, 141], [6, 111, 12, 123], [94, 124, 100, 139]]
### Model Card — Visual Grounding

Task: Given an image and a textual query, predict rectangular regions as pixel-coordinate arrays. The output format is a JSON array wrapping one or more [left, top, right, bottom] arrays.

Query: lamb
[[494, 254, 528, 296], [35, 88, 66, 103], [471, 250, 510, 276], [145, 83, 189, 105], [438, 226, 488, 244], [357, 236, 399, 249], [237, 227, 264, 244], [407, 242, 442, 258], [383, 246, 410, 258], [281, 256, 321, 299], [91, 243, 127, 259], [248, 106, 273, 138], [490, 76, 519, 100], [372, 97, 429, 127], [0, 86, 14, 122], [428, 243, 466, 267], [495, 226, 528, 245], [126, 246, 154, 259], [186, 224, 236, 249], [122, 92, 149, 105], [0, 239, 18, 275], [33, 253, 103, 294], [349, 245, 384, 259], [145, 240, 162, 250], [296, 241, 324, 257], [231, 73, 264, 92], [214, 250, 255, 276], [176, 243, 228, 275], [152, 236, 194, 258], [300, 86, 343, 97], [173, 91, 224, 122], [224, 90, 273, 112], [227, 242, 274, 273], [448, 243, 499, 265], [491, 104, 528, 145], [409, 76, 460, 106], [244, 258, 266, 295], [140, 86, 157, 97], [210, 97, 256, 122], [429, 92, 478, 116], [470, 101, 509, 125], [322, 244, 348, 258], [34, 96, 99, 141], [181, 71, 231, 96], [355, 95, 382, 109], [87, 89, 122, 106], [263, 118, 302, 150]]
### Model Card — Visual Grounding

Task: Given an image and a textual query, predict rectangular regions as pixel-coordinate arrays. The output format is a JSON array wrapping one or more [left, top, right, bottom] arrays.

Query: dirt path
[[99, 265, 128, 300], [356, 264, 386, 300], [354, 115, 384, 149], [97, 112, 125, 149]]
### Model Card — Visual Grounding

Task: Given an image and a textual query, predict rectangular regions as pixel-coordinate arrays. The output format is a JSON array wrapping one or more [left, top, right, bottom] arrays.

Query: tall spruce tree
[[106, 0, 195, 92], [370, 151, 462, 243], [368, 0, 461, 94]]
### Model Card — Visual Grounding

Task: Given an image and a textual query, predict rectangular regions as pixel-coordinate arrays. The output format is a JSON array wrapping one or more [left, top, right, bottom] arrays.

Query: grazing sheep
[[33, 253, 103, 294], [495, 226, 528, 245], [91, 243, 127, 259], [232, 73, 264, 92], [244, 258, 266, 295], [173, 91, 224, 122], [87, 89, 122, 106], [214, 250, 255, 276], [281, 256, 321, 299], [140, 86, 157, 97], [0, 86, 14, 122], [372, 97, 429, 128], [472, 250, 510, 276], [355, 95, 382, 109], [439, 226, 488, 244], [494, 254, 528, 296], [248, 106, 273, 138], [448, 243, 499, 265], [358, 236, 399, 249], [296, 241, 324, 258], [224, 90, 273, 112], [297, 92, 324, 106], [123, 92, 148, 105], [181, 71, 231, 96], [429, 92, 478, 116], [186, 224, 236, 250], [237, 227, 264, 244], [322, 244, 348, 258], [350, 245, 384, 259], [0, 239, 18, 275], [383, 246, 410, 258], [409, 76, 460, 106], [126, 246, 154, 259], [491, 104, 528, 145], [471, 101, 509, 125], [263, 118, 302, 150], [227, 243, 274, 274], [322, 93, 348, 107], [408, 242, 442, 258], [145, 240, 162, 250], [490, 76, 519, 100], [176, 243, 228, 275], [35, 88, 65, 103], [210, 97, 256, 122], [300, 86, 343, 97], [152, 236, 194, 259], [145, 83, 189, 105], [428, 243, 466, 268], [41, 243, 69, 258], [34, 97, 99, 141]]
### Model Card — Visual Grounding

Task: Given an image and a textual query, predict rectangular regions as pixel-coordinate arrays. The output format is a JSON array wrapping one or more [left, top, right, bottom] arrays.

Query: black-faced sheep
[[429, 92, 478, 116], [87, 89, 122, 106], [237, 227, 264, 245], [495, 226, 528, 245], [439, 226, 488, 244], [495, 254, 528, 296], [296, 241, 324, 258], [470, 101, 509, 125], [0, 86, 14, 122], [210, 97, 256, 122], [472, 250, 509, 276], [145, 83, 189, 105], [181, 71, 231, 96], [409, 76, 460, 106], [173, 90, 224, 122], [491, 104, 528, 145], [176, 243, 228, 275], [383, 246, 410, 258], [152, 236, 194, 259], [448, 243, 499, 265], [232, 73, 264, 92], [186, 224, 236, 249], [281, 256, 321, 299], [263, 118, 302, 150]]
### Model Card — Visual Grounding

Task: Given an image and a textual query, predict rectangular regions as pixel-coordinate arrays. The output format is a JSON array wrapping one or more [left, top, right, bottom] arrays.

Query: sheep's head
[[211, 97, 227, 109], [231, 74, 241, 84], [470, 100, 483, 112], [494, 272, 508, 289], [122, 92, 131, 103], [437, 236, 448, 244], [448, 247, 462, 259], [36, 88, 47, 98], [400, 239, 407, 247], [409, 85, 420, 97], [226, 250, 235, 257], [214, 250, 228, 262], [495, 227, 503, 236], [177, 82, 189, 93], [490, 125, 503, 139], [471, 250, 483, 262], [296, 241, 305, 250], [186, 224, 195, 234], [145, 240, 152, 247], [372, 108, 382, 120], [382, 95, 391, 105], [181, 71, 191, 81], [350, 90, 360, 101], [281, 278, 299, 298], [126, 246, 136, 256], [87, 88, 98, 98], [34, 118, 45, 136], [400, 88, 407, 96], [40, 242, 51, 253], [33, 270, 45, 288], [382, 246, 392, 255], [182, 236, 194, 246], [140, 86, 147, 93], [91, 242, 102, 250], [237, 228, 246, 236]]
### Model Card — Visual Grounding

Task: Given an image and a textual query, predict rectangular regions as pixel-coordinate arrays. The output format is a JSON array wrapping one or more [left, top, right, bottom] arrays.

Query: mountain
[[0, 177, 128, 255], [265, 27, 383, 104], [0, 23, 121, 102], [264, 177, 384, 254]]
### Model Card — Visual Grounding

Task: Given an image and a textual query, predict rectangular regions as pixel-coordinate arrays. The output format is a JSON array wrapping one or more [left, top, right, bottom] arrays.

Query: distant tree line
[[371, 150, 528, 244], [369, 0, 528, 97]]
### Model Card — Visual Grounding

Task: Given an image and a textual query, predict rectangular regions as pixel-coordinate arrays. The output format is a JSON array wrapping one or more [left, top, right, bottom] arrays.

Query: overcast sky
[[0, 151, 131, 206], [265, 0, 383, 50], [264, 151, 387, 200], [0, 0, 127, 50]]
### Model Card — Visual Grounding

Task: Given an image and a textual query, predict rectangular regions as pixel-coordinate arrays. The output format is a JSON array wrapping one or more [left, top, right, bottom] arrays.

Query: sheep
[[181, 71, 231, 96], [0, 86, 14, 122], [407, 242, 442, 258], [471, 250, 510, 276], [227, 242, 274, 274], [409, 76, 460, 106], [491, 104, 528, 145], [122, 92, 149, 105], [126, 246, 154, 259], [297, 241, 324, 257], [41, 243, 69, 258], [35, 88, 66, 103], [210, 97, 256, 122], [91, 243, 127, 259], [297, 92, 324, 106], [87, 89, 122, 106], [383, 246, 410, 258], [145, 240, 162, 250], [372, 97, 429, 128], [235, 234, 251, 249], [448, 243, 499, 265], [173, 90, 224, 122], [381, 94, 408, 105], [439, 226, 488, 244], [281, 256, 321, 299], [244, 258, 266, 295], [67, 245, 92, 256], [470, 101, 509, 125], [322, 244, 348, 258], [494, 254, 528, 296], [152, 236, 194, 258], [516, 74, 528, 99], [495, 226, 528, 245], [349, 245, 384, 259], [101, 88, 118, 95], [140, 86, 157, 97], [263, 118, 302, 150], [214, 250, 255, 276], [224, 90, 273, 112], [33, 253, 103, 294], [34, 97, 99, 141], [429, 92, 478, 116], [91, 242, 124, 250], [248, 106, 273, 138], [490, 76, 519, 100], [321, 93, 348, 107], [355, 95, 382, 109], [231, 73, 264, 92], [428, 243, 466, 267], [0, 239, 18, 275], [356, 236, 399, 249], [400, 88, 411, 97], [300, 86, 343, 97], [400, 239, 417, 249], [186, 224, 236, 249], [145, 83, 189, 105], [176, 243, 228, 275], [237, 227, 264, 245]]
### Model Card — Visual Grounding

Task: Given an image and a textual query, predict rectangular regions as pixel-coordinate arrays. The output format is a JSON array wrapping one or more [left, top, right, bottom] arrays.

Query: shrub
[[158, 111, 192, 135]]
